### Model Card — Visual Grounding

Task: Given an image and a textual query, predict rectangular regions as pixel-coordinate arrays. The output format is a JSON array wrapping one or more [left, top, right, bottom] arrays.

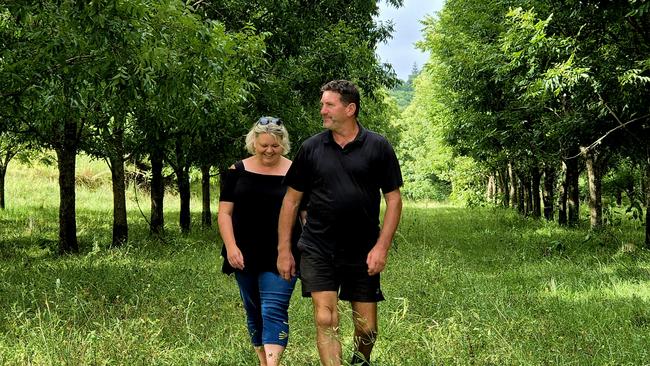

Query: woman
[[218, 116, 300, 366]]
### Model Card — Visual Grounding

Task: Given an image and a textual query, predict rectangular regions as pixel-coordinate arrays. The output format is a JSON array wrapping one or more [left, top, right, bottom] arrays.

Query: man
[[277, 80, 403, 365]]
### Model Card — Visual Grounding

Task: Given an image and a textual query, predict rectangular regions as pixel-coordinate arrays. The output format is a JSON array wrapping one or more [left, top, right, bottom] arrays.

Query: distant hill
[[388, 63, 419, 111]]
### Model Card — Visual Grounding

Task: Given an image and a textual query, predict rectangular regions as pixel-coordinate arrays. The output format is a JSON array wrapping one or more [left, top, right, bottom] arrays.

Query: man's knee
[[314, 305, 339, 329]]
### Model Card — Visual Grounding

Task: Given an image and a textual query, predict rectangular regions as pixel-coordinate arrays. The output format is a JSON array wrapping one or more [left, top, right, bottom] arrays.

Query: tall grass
[[1, 159, 649, 365]]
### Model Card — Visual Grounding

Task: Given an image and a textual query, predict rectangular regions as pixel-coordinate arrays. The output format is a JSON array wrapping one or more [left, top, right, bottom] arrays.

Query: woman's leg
[[254, 346, 267, 366], [258, 272, 297, 366], [235, 271, 266, 365]]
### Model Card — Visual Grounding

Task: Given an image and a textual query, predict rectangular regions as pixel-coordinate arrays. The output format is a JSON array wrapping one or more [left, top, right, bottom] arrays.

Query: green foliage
[[394, 70, 454, 201], [3, 0, 401, 167], [412, 0, 650, 223], [602, 156, 646, 227], [620, 64, 650, 86], [2, 0, 407, 244], [447, 156, 486, 206], [359, 87, 401, 146], [389, 64, 419, 111], [201, 0, 401, 152]]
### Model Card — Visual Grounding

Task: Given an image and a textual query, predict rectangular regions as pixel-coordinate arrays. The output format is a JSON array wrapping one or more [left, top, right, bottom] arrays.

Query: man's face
[[320, 90, 353, 130]]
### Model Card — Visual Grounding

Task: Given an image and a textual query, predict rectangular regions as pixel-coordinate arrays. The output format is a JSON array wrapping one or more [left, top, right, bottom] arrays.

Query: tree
[[394, 68, 453, 201], [0, 133, 24, 209], [137, 13, 264, 234], [202, 0, 402, 145], [1, 8, 36, 210], [77, 0, 156, 247], [419, 0, 649, 240], [4, 1, 110, 253], [3, 0, 266, 250], [418, 0, 522, 207]]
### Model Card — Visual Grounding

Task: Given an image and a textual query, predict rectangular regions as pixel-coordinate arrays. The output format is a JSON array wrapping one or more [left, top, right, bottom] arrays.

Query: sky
[[376, 0, 445, 81]]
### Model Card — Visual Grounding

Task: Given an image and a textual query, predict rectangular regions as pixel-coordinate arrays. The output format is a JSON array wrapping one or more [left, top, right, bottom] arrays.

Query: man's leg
[[311, 291, 341, 366], [350, 301, 378, 365]]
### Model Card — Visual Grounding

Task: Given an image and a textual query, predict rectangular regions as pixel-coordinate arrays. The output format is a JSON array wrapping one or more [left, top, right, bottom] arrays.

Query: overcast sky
[[376, 0, 445, 81]]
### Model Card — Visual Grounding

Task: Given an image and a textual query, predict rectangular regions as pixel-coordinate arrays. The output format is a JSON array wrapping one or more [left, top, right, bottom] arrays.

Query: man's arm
[[367, 188, 402, 276], [277, 187, 304, 280]]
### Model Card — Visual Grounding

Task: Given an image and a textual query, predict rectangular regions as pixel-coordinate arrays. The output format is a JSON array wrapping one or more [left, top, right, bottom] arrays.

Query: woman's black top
[[219, 160, 301, 274]]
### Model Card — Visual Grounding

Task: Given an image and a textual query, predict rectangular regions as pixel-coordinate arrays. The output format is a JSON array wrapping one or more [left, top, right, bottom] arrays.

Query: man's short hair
[[320, 80, 360, 117]]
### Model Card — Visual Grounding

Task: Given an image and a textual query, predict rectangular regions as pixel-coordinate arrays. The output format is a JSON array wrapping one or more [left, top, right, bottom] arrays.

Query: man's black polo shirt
[[284, 124, 403, 261]]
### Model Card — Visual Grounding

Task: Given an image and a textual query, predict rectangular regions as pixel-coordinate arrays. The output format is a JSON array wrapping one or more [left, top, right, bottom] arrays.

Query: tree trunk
[[615, 190, 622, 207], [508, 162, 517, 210], [497, 168, 509, 208], [150, 150, 165, 235], [201, 164, 212, 228], [517, 175, 525, 215], [0, 162, 6, 210], [531, 166, 542, 219], [109, 153, 128, 247], [523, 174, 532, 216], [625, 181, 636, 204], [565, 156, 580, 227], [645, 157, 650, 249], [486, 173, 496, 204], [558, 162, 568, 225], [543, 166, 556, 221], [642, 165, 647, 203], [177, 167, 191, 234], [1, 148, 19, 209], [55, 145, 78, 254], [584, 148, 603, 230]]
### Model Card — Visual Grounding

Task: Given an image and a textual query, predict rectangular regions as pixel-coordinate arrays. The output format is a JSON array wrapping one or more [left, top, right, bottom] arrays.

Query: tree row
[[416, 0, 649, 245], [0, 0, 403, 253]]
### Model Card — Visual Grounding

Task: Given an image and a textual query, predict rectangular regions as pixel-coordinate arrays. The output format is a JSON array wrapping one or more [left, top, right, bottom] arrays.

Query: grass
[[1, 158, 649, 365]]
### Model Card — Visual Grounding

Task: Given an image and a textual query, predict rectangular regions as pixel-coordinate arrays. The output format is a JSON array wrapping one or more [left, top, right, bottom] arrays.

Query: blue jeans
[[235, 271, 296, 347]]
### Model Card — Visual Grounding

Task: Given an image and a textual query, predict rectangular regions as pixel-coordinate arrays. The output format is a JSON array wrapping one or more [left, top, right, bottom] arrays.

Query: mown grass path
[[1, 165, 649, 364]]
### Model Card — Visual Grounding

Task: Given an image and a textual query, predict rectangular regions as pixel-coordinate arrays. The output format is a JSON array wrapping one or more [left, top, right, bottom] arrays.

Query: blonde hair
[[244, 122, 290, 155]]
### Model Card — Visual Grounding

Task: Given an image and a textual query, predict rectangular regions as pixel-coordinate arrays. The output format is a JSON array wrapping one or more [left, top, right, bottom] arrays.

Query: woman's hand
[[226, 245, 245, 270]]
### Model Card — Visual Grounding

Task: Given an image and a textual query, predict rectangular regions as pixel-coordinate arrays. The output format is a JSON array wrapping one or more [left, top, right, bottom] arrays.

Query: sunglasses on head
[[257, 116, 282, 126]]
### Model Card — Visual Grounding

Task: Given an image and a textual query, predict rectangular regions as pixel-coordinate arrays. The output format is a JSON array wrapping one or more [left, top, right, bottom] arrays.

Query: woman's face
[[254, 133, 283, 166]]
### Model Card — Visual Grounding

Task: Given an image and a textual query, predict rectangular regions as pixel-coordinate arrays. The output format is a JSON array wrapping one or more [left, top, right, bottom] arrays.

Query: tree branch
[[65, 54, 95, 65], [566, 113, 649, 159]]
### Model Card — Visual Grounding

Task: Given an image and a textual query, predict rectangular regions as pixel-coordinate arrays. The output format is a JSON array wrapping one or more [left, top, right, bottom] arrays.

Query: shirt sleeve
[[284, 144, 311, 193], [219, 168, 238, 202], [378, 138, 403, 194]]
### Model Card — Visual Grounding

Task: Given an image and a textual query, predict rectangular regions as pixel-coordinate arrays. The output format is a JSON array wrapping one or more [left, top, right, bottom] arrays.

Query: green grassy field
[[1, 159, 649, 365]]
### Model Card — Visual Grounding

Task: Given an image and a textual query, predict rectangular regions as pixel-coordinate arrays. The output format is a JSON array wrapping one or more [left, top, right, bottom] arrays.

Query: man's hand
[[366, 244, 389, 276], [366, 188, 401, 276], [277, 250, 296, 280]]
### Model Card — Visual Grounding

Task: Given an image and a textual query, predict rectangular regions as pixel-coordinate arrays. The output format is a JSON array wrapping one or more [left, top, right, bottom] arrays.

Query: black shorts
[[299, 249, 384, 302]]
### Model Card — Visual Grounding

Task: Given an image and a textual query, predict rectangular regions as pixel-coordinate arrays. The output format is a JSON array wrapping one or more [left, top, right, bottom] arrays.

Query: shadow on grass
[[0, 204, 227, 320], [1, 205, 219, 257], [0, 235, 235, 358]]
